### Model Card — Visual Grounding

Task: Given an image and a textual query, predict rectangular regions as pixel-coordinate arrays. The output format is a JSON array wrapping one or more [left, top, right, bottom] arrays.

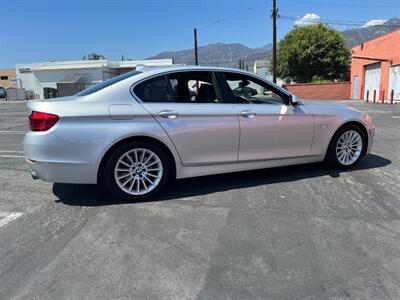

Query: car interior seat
[[196, 83, 216, 103]]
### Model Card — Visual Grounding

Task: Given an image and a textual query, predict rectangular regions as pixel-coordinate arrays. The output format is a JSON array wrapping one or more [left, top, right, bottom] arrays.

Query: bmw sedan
[[23, 66, 374, 200]]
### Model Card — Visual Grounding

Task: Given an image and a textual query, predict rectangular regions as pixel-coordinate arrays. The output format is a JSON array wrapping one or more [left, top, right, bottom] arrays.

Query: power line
[[197, 7, 255, 31], [280, 15, 400, 27], [278, 0, 400, 8], [193, 6, 256, 68]]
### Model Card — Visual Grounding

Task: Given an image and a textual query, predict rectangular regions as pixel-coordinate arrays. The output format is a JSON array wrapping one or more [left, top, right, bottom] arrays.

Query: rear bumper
[[23, 131, 101, 184], [25, 159, 97, 184], [31, 170, 39, 180]]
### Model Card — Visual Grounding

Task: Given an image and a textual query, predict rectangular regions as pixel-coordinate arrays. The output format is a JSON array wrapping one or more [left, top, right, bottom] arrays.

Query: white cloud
[[295, 13, 321, 26], [361, 19, 387, 28]]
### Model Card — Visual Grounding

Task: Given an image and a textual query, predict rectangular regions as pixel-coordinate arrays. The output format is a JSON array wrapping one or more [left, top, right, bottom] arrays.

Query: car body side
[[23, 67, 374, 184]]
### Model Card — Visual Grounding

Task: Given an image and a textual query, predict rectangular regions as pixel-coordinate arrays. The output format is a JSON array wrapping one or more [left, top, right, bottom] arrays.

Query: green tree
[[271, 23, 350, 83], [82, 53, 106, 60]]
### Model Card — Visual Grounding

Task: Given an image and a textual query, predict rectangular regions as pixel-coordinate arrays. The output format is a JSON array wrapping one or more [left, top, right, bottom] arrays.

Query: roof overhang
[[352, 55, 392, 62], [58, 74, 84, 83], [16, 59, 173, 72]]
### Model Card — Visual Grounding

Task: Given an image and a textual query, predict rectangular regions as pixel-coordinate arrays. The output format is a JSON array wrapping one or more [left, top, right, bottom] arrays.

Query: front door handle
[[158, 110, 179, 119], [240, 110, 257, 118]]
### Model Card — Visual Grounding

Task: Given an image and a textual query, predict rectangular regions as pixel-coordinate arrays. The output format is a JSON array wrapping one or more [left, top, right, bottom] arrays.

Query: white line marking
[[0, 150, 24, 153], [0, 212, 23, 228], [0, 131, 26, 134], [0, 155, 25, 158], [0, 116, 27, 118], [0, 123, 27, 130], [392, 116, 400, 119], [0, 113, 27, 116]]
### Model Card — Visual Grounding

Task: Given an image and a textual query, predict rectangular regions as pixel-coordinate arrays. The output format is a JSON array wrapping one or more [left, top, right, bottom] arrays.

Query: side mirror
[[290, 94, 300, 106]]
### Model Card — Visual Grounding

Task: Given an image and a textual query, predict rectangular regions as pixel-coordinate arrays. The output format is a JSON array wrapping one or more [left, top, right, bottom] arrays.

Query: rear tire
[[103, 141, 171, 200], [326, 124, 366, 170]]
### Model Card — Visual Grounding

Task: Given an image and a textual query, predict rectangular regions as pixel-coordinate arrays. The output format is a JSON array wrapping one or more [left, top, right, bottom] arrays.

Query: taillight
[[29, 111, 59, 132]]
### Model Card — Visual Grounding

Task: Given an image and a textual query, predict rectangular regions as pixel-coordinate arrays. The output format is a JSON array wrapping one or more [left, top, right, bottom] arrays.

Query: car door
[[132, 71, 239, 166], [217, 71, 314, 162]]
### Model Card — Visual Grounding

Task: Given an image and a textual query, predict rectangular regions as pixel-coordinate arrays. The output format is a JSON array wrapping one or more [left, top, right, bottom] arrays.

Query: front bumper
[[366, 125, 375, 155]]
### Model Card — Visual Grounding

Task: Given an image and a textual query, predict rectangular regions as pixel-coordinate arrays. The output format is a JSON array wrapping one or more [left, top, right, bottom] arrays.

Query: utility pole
[[271, 0, 278, 83], [194, 28, 199, 65]]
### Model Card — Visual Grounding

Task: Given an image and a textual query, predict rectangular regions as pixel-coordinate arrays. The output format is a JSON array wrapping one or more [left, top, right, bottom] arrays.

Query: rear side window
[[167, 71, 219, 104], [134, 75, 172, 102], [75, 70, 141, 96]]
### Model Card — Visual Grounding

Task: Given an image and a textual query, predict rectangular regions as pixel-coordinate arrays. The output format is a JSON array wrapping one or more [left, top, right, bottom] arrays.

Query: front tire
[[326, 124, 366, 169], [103, 141, 170, 200]]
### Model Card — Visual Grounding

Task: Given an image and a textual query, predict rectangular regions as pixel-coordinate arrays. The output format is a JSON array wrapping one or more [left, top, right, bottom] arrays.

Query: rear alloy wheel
[[104, 141, 170, 200], [327, 125, 366, 169]]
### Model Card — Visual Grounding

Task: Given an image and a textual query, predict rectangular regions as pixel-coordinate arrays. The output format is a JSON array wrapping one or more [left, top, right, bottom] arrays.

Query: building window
[[0, 76, 9, 80]]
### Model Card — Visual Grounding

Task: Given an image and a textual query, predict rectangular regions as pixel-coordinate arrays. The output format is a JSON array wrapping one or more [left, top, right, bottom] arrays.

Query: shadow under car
[[53, 154, 391, 206]]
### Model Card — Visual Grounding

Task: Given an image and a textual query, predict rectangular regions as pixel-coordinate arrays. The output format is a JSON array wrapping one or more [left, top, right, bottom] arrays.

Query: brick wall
[[350, 29, 400, 100], [282, 82, 351, 100]]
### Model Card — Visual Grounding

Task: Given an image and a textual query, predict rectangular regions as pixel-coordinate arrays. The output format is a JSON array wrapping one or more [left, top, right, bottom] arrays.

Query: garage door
[[364, 63, 381, 101], [389, 65, 400, 100]]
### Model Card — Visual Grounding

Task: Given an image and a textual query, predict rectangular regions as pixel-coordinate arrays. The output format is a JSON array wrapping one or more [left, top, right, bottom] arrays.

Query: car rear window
[[75, 70, 142, 96]]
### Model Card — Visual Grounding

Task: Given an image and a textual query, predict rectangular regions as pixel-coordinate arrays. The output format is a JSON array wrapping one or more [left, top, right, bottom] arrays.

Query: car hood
[[301, 100, 360, 115]]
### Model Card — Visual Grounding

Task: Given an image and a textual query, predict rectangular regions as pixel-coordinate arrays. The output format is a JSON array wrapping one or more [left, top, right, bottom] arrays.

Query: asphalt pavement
[[0, 100, 399, 299]]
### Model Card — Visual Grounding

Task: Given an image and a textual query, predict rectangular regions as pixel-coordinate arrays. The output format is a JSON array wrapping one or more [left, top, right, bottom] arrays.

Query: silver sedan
[[23, 66, 374, 200]]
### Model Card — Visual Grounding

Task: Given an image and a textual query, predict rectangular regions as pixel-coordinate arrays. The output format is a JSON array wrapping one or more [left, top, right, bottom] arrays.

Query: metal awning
[[58, 74, 84, 83]]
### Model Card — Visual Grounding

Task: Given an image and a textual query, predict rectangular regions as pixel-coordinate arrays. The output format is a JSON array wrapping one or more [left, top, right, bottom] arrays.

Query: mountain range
[[147, 18, 400, 68]]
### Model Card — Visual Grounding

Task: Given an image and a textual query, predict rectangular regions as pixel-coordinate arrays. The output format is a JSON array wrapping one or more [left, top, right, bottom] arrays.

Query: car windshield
[[75, 70, 142, 96]]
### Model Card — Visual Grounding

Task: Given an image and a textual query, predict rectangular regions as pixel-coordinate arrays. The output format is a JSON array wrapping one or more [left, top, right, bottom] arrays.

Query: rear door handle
[[240, 110, 257, 118], [158, 110, 179, 119]]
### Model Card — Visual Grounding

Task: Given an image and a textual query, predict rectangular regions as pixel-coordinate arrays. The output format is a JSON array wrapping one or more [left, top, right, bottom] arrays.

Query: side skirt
[[176, 155, 325, 179]]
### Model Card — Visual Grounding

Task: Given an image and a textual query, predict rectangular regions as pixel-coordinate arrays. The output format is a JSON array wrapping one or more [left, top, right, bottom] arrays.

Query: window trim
[[216, 71, 291, 105], [131, 70, 224, 104]]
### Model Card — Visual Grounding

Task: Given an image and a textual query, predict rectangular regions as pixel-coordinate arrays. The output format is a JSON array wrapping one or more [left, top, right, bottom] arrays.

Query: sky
[[0, 0, 399, 68]]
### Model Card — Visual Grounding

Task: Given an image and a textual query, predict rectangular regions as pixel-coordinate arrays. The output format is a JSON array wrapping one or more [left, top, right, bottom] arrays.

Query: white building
[[253, 59, 270, 79], [253, 59, 284, 86], [16, 58, 173, 99]]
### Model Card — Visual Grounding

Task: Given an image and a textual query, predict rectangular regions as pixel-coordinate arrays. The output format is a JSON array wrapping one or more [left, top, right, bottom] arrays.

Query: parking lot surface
[[0, 100, 399, 299]]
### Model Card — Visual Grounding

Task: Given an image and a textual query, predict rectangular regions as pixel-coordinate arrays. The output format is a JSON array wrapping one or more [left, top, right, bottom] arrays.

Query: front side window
[[167, 71, 219, 104], [134, 75, 172, 102], [221, 72, 286, 105]]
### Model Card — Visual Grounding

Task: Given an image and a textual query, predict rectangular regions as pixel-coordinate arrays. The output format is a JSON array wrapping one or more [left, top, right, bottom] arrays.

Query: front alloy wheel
[[327, 124, 366, 169], [104, 141, 170, 200], [335, 130, 363, 166]]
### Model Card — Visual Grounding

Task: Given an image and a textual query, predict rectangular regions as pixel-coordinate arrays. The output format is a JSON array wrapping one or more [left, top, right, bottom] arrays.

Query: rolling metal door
[[363, 63, 381, 101], [389, 65, 400, 100]]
